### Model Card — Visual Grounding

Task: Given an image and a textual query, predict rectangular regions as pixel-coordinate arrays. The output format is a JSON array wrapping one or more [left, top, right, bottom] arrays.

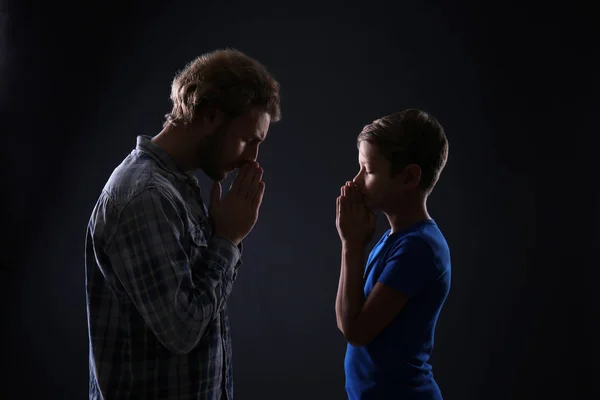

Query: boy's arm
[[337, 237, 434, 347], [335, 245, 364, 333], [336, 244, 409, 347]]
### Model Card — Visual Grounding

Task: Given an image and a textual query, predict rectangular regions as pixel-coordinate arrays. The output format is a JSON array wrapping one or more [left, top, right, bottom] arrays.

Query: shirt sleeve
[[105, 187, 241, 354], [377, 236, 438, 298]]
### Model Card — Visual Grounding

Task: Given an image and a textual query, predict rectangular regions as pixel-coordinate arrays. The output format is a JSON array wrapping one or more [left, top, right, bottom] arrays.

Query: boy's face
[[352, 140, 418, 211], [352, 140, 394, 210]]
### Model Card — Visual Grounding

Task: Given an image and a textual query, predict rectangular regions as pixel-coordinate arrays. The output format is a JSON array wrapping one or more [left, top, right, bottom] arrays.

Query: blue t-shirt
[[345, 219, 451, 400]]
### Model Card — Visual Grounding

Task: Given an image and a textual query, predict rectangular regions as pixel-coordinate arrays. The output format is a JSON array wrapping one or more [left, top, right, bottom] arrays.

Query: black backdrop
[[1, 1, 598, 399]]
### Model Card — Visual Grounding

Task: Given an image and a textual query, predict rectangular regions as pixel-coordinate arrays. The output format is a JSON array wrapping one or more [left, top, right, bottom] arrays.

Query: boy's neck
[[384, 196, 431, 235]]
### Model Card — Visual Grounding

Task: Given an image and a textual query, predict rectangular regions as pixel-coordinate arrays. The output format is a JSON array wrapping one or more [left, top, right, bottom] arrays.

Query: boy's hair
[[164, 49, 281, 127], [357, 108, 448, 194]]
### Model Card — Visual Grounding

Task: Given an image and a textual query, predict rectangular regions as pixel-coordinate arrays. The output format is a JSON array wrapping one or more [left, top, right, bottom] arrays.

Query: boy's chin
[[364, 198, 379, 211]]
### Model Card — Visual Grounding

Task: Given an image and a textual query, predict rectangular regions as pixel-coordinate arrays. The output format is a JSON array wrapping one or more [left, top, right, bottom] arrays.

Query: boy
[[335, 108, 450, 399]]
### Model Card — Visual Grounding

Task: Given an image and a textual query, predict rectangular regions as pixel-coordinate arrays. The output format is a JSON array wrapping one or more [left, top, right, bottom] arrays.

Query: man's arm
[[337, 238, 436, 347], [105, 187, 240, 355]]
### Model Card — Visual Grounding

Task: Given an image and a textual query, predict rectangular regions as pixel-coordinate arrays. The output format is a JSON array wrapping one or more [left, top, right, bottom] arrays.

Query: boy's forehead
[[358, 140, 382, 161]]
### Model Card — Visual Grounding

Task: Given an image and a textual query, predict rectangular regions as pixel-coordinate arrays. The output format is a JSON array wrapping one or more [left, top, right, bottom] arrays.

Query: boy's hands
[[336, 181, 376, 248]]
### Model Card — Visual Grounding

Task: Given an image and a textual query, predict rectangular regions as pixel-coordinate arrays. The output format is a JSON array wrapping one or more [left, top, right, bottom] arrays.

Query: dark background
[[1, 0, 598, 399]]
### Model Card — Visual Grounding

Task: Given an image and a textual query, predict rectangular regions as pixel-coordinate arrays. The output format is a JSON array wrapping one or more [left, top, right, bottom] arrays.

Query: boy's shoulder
[[386, 220, 450, 271]]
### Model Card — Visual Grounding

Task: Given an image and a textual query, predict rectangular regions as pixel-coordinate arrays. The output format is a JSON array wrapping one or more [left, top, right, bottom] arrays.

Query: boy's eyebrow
[[358, 148, 375, 162], [358, 153, 373, 163]]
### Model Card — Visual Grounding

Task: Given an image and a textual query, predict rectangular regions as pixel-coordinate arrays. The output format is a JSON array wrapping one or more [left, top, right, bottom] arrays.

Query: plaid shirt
[[85, 136, 243, 400]]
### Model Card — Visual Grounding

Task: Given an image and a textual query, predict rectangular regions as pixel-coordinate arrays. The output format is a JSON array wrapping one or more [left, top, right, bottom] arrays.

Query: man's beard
[[197, 122, 230, 181]]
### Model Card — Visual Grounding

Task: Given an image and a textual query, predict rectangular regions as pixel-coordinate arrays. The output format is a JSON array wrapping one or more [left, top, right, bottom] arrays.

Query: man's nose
[[244, 145, 259, 163]]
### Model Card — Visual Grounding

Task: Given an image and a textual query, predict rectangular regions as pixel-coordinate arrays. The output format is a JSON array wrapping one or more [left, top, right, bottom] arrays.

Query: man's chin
[[219, 166, 241, 179], [205, 169, 227, 182]]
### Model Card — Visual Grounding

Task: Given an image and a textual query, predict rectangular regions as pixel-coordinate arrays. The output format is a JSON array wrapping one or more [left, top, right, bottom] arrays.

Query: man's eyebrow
[[254, 131, 266, 141]]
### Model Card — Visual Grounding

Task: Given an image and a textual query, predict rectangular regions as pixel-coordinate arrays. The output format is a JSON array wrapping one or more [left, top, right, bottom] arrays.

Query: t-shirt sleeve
[[378, 236, 438, 298]]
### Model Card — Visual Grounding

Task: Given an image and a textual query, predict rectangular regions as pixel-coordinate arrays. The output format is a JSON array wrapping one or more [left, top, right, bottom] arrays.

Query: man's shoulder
[[102, 152, 179, 209]]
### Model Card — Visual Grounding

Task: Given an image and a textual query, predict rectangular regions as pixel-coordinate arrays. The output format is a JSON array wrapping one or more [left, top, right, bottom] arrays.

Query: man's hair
[[164, 49, 281, 127], [357, 108, 449, 194]]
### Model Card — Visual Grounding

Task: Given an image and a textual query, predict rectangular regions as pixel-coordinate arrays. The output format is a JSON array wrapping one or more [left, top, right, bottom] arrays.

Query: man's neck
[[151, 125, 196, 172]]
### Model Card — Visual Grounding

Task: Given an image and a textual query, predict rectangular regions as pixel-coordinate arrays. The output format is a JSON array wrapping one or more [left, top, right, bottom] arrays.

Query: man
[[85, 49, 281, 400], [335, 109, 451, 399]]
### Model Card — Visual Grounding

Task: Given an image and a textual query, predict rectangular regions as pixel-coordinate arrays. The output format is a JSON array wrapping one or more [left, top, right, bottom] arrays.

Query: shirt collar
[[135, 135, 199, 185]]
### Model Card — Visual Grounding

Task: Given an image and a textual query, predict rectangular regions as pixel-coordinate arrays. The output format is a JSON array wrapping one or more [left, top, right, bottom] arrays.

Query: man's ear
[[201, 108, 225, 132], [205, 107, 222, 122]]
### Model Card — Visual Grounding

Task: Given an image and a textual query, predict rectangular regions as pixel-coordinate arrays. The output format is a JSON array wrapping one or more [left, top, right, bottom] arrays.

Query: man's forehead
[[232, 110, 270, 138], [254, 111, 271, 138]]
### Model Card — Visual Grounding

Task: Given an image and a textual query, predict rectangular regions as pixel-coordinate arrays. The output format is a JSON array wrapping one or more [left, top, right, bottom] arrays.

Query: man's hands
[[336, 181, 376, 248], [209, 162, 265, 246]]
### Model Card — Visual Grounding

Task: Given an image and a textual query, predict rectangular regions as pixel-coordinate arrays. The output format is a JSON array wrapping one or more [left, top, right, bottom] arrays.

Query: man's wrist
[[214, 230, 241, 247], [214, 234, 241, 248]]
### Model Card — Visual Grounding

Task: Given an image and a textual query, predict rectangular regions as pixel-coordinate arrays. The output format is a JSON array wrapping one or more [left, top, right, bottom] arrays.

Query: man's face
[[352, 140, 401, 211], [197, 108, 271, 181]]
